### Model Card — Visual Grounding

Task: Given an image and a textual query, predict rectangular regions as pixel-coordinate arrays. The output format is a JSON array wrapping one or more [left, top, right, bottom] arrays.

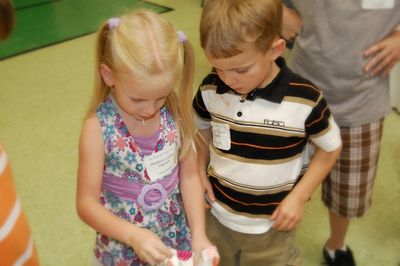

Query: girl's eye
[[130, 98, 142, 103]]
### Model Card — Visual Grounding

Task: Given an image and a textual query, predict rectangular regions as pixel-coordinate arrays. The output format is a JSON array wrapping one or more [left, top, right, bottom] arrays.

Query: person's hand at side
[[282, 4, 302, 43], [200, 170, 215, 209], [271, 145, 341, 231], [197, 129, 215, 209], [270, 191, 305, 231], [364, 27, 400, 77]]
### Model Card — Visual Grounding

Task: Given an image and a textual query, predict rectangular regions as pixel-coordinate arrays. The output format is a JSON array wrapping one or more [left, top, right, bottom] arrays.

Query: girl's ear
[[100, 64, 114, 86], [270, 38, 286, 61]]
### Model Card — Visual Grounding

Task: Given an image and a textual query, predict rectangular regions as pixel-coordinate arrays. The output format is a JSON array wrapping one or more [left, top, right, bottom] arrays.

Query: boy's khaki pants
[[206, 211, 302, 266]]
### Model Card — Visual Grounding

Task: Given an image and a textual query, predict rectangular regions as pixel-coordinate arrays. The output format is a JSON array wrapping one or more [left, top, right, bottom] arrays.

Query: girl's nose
[[143, 102, 158, 118]]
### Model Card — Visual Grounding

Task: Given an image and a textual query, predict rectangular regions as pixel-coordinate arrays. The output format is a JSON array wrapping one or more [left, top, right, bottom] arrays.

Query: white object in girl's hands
[[159, 246, 220, 266]]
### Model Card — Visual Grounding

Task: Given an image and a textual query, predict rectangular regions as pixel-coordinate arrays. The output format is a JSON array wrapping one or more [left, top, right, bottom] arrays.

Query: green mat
[[0, 0, 171, 60]]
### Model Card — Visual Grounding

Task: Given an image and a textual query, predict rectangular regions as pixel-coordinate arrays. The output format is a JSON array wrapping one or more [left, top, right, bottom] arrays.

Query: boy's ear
[[270, 38, 286, 60], [100, 64, 114, 86]]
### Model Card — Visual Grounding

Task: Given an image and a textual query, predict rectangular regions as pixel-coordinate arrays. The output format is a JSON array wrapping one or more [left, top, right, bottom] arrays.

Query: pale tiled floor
[[0, 1, 399, 265]]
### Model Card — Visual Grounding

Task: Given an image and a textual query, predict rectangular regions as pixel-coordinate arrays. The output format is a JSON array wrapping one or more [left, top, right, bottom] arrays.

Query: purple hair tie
[[177, 31, 187, 43], [108, 17, 120, 30]]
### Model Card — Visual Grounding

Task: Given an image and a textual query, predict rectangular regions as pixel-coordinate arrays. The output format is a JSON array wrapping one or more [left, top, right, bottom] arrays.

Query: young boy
[[193, 0, 342, 265]]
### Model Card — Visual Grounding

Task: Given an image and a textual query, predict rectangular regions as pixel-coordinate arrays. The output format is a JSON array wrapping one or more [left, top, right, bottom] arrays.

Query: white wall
[[390, 64, 400, 111]]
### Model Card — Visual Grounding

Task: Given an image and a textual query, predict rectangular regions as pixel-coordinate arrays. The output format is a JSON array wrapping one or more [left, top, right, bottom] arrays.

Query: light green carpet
[[0, 0, 399, 265]]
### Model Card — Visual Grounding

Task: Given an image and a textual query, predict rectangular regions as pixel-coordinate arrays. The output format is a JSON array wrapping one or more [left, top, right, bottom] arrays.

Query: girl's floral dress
[[93, 95, 191, 266]]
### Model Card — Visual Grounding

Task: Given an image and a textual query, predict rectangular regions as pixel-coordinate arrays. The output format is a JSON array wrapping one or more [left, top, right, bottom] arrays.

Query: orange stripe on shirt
[[0, 147, 40, 265], [0, 163, 18, 226], [214, 184, 280, 207], [289, 82, 319, 93], [231, 138, 304, 150]]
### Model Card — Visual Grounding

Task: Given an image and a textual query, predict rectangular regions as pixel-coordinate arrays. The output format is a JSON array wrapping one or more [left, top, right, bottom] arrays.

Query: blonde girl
[[77, 10, 212, 266]]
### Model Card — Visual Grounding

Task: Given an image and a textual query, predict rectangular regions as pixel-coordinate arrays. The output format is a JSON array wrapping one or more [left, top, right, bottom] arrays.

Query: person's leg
[[237, 228, 301, 266], [326, 211, 350, 250], [322, 119, 384, 264]]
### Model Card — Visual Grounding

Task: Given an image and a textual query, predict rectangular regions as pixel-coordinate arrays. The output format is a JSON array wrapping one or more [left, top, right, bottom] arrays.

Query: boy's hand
[[129, 227, 172, 265], [364, 28, 400, 77], [270, 192, 304, 231], [200, 172, 215, 209]]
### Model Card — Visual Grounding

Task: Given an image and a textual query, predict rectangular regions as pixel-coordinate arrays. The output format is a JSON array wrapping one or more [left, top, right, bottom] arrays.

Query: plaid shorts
[[322, 118, 384, 218]]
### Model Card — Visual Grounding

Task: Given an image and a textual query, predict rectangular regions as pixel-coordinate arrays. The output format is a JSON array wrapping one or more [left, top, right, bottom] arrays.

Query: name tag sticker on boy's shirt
[[144, 144, 177, 182], [362, 0, 394, 9], [211, 121, 231, 150]]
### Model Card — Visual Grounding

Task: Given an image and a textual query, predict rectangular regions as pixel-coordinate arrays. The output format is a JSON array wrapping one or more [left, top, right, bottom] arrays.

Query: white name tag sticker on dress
[[143, 144, 177, 182], [211, 121, 231, 150], [362, 0, 394, 9]]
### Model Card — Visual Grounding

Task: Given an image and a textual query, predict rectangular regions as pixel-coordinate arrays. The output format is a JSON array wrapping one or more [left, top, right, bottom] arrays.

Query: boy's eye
[[236, 68, 248, 74]]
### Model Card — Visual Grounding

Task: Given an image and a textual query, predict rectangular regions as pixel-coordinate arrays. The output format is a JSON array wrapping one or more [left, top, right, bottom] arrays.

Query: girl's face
[[101, 65, 175, 121], [206, 40, 284, 95]]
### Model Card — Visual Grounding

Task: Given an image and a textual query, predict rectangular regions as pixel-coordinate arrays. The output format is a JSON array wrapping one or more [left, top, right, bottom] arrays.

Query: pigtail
[[86, 22, 113, 118], [175, 39, 197, 159]]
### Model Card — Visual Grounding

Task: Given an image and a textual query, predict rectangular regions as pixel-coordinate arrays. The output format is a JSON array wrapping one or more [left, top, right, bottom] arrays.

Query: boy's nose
[[220, 72, 236, 87]]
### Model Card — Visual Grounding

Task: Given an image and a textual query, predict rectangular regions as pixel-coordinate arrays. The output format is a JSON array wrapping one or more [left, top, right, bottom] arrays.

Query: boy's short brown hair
[[0, 0, 15, 40], [200, 0, 282, 58]]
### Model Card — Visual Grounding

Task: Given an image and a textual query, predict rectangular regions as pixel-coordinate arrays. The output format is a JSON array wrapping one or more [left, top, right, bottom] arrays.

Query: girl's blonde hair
[[200, 0, 282, 58], [0, 0, 15, 40], [87, 10, 196, 158]]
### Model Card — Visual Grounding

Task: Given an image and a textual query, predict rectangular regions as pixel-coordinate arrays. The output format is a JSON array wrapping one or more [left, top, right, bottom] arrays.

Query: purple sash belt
[[102, 167, 179, 212]]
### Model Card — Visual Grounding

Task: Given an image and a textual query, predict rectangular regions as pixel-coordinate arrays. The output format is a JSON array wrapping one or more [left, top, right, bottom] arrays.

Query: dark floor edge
[[15, 0, 62, 11], [146, 1, 174, 13], [0, 32, 94, 60]]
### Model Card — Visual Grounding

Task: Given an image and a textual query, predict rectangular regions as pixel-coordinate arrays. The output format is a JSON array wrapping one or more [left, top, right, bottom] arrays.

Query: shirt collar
[[212, 57, 293, 103]]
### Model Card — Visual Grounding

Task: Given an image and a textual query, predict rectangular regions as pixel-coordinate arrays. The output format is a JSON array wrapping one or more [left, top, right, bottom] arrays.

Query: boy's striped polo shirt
[[193, 57, 341, 234]]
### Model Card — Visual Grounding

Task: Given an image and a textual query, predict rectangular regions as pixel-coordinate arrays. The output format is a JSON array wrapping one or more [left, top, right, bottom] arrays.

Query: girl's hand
[[364, 29, 400, 77], [270, 192, 304, 231], [129, 227, 172, 265]]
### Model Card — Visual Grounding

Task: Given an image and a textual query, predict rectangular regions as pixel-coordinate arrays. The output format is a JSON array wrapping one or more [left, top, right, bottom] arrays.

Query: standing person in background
[[0, 0, 40, 265], [0, 147, 40, 266], [76, 10, 214, 266], [282, 1, 400, 265], [194, 0, 342, 265], [0, 0, 13, 38]]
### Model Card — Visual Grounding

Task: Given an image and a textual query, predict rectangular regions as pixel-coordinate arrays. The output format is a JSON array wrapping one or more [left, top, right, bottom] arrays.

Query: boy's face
[[206, 46, 280, 95]]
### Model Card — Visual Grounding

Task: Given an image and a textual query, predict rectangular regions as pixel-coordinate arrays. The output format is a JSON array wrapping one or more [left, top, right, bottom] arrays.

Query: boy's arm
[[271, 145, 342, 231], [76, 116, 171, 265], [197, 129, 215, 207], [179, 148, 213, 258], [192, 85, 215, 207]]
